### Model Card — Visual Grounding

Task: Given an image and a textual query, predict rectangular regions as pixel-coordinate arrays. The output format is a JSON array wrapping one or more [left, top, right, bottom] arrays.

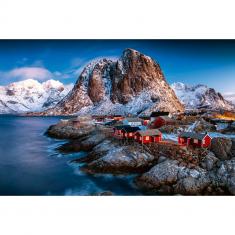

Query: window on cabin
[[194, 139, 198, 144], [129, 133, 133, 137], [202, 139, 205, 144], [145, 136, 149, 140], [140, 137, 142, 140]]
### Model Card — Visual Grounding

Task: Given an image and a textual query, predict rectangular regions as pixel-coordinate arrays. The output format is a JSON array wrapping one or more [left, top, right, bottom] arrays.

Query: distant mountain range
[[0, 49, 234, 115], [0, 79, 72, 114], [171, 82, 234, 111]]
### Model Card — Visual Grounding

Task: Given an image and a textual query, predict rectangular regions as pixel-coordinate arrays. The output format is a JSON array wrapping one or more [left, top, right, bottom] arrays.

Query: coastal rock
[[210, 137, 233, 160], [45, 123, 95, 139], [231, 139, 235, 156], [58, 132, 106, 153], [200, 151, 219, 171], [136, 159, 210, 195], [136, 160, 180, 189], [216, 159, 235, 194], [83, 145, 158, 174], [174, 176, 210, 195]]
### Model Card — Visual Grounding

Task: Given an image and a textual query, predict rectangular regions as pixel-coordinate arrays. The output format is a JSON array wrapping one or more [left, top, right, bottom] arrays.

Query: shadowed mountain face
[[41, 48, 184, 116]]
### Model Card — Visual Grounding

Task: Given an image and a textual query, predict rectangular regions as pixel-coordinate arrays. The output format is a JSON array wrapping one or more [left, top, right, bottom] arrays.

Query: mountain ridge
[[0, 79, 72, 114], [41, 48, 184, 116], [171, 82, 235, 111]]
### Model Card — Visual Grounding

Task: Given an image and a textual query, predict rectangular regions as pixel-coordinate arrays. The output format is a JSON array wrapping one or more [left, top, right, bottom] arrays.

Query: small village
[[92, 111, 213, 150]]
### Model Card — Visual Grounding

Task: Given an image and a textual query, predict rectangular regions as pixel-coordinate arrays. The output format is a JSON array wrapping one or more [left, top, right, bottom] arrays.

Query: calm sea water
[[0, 115, 141, 195]]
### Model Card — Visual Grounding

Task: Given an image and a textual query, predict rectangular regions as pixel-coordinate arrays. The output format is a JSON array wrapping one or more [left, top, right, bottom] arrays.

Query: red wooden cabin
[[151, 116, 176, 128], [113, 125, 130, 138], [134, 129, 162, 144], [139, 116, 151, 126], [120, 126, 141, 139], [178, 132, 212, 148]]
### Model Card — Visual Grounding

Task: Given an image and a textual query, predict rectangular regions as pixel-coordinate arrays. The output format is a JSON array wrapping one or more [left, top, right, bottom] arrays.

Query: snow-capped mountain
[[39, 48, 184, 116], [223, 92, 235, 105], [0, 79, 73, 114], [171, 82, 234, 110]]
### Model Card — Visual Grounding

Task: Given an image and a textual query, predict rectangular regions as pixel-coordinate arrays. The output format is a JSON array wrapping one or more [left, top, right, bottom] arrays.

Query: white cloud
[[0, 67, 53, 81], [0, 66, 74, 84]]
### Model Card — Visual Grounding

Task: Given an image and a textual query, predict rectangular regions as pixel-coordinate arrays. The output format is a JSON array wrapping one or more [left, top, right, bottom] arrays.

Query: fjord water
[[0, 116, 140, 195]]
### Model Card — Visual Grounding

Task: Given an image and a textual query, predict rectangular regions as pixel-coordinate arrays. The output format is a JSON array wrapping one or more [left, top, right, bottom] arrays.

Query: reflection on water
[[0, 115, 141, 195]]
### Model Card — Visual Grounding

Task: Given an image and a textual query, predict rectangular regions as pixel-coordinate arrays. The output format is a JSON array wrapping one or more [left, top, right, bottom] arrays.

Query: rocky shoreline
[[46, 118, 235, 195]]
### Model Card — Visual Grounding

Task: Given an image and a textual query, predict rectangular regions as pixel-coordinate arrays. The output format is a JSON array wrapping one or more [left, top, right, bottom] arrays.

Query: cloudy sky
[[0, 40, 235, 96]]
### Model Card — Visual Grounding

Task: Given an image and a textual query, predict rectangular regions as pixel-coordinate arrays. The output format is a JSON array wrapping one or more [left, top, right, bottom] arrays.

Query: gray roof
[[121, 126, 141, 133], [136, 129, 162, 136], [113, 125, 130, 130], [179, 132, 210, 140], [124, 117, 142, 122]]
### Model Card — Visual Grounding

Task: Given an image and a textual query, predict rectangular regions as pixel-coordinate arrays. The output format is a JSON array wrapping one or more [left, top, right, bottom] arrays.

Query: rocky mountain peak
[[40, 49, 185, 116]]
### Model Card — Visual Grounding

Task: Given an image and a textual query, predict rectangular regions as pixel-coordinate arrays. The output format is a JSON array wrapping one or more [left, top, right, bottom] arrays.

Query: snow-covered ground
[[208, 132, 235, 139], [162, 133, 178, 141]]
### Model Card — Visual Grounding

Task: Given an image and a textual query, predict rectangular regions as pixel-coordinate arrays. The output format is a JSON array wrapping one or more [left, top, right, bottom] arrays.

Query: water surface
[[0, 115, 140, 195]]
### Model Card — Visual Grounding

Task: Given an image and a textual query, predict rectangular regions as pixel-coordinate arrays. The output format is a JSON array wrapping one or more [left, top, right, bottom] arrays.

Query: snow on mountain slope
[[40, 48, 184, 116], [223, 92, 235, 105], [171, 82, 234, 110], [0, 79, 72, 114]]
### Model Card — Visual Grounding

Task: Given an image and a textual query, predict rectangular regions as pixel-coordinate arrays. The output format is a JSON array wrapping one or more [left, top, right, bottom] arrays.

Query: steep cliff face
[[43, 49, 184, 116], [172, 82, 234, 111]]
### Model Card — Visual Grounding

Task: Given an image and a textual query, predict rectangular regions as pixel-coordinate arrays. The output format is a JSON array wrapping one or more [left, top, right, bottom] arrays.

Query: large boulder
[[136, 160, 180, 189], [57, 132, 106, 153], [210, 137, 233, 160], [136, 159, 209, 195], [200, 151, 219, 171], [45, 123, 95, 139], [82, 144, 158, 174], [216, 159, 235, 195], [174, 176, 210, 195], [231, 139, 235, 156]]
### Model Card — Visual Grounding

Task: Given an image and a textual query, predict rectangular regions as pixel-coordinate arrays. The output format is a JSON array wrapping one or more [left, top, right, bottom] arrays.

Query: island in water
[[1, 42, 235, 195]]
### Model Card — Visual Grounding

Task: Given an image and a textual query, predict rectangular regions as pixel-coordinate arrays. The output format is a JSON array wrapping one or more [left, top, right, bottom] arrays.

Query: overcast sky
[[0, 40, 235, 94]]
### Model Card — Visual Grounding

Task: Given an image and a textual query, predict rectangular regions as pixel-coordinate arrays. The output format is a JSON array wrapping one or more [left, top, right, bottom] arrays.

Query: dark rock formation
[[135, 159, 210, 195], [210, 138, 233, 160], [45, 123, 95, 139], [82, 144, 158, 174]]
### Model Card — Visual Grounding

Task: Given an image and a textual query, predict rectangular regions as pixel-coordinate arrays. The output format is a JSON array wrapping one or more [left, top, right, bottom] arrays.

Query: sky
[[0, 40, 235, 95]]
